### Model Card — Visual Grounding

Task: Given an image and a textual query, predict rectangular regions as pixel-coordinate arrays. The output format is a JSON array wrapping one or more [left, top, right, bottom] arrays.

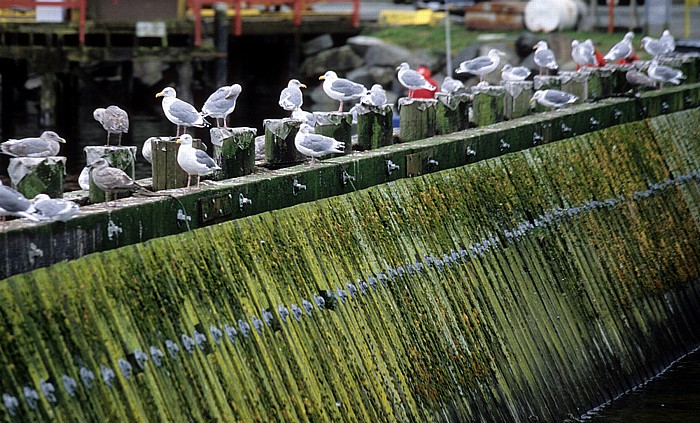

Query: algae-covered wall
[[1, 109, 699, 421]]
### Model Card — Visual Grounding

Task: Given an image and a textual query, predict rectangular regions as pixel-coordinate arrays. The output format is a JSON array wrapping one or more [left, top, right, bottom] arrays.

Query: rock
[[346, 35, 387, 56], [300, 45, 364, 79], [515, 31, 541, 58], [452, 44, 481, 69], [364, 43, 413, 67], [345, 66, 377, 89], [303, 34, 334, 56]]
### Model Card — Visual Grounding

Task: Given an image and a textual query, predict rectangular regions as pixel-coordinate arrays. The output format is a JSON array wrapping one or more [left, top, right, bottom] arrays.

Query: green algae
[[0, 111, 699, 421]]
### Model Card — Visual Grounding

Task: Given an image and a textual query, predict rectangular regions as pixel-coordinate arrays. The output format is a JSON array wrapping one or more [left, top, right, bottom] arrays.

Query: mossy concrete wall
[[1, 84, 699, 280], [0, 107, 698, 421]]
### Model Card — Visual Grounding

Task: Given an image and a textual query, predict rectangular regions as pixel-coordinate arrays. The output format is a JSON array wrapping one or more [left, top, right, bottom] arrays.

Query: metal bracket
[[386, 159, 399, 175], [239, 193, 252, 209], [292, 179, 306, 196]]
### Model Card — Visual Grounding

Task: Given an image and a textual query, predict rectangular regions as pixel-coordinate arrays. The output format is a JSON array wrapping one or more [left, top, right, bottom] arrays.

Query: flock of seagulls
[[0, 29, 689, 221]]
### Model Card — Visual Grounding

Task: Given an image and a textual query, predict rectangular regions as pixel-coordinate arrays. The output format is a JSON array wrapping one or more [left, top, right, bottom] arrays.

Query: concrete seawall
[[0, 107, 698, 420]]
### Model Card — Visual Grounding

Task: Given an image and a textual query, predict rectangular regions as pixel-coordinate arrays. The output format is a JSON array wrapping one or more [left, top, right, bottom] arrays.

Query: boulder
[[364, 43, 413, 67], [303, 34, 334, 56], [346, 35, 387, 56], [300, 45, 364, 79]]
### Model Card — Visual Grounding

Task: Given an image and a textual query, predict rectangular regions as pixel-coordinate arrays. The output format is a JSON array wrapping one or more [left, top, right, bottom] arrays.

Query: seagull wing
[[330, 78, 366, 97], [194, 149, 218, 169]]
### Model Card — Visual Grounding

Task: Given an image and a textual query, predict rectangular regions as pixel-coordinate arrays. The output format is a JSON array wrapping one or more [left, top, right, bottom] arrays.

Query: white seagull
[[32, 194, 80, 222], [604, 32, 635, 62], [1, 131, 65, 158], [500, 64, 531, 82], [294, 123, 345, 165], [93, 105, 129, 146], [319, 71, 367, 112], [455, 49, 505, 83], [396, 62, 436, 97], [0, 185, 39, 221], [534, 41, 558, 76], [660, 30, 675, 53], [278, 79, 307, 112], [360, 84, 388, 107], [440, 76, 465, 95], [641, 36, 671, 59], [571, 39, 598, 69], [201, 84, 242, 128], [647, 61, 685, 87], [155, 87, 209, 136], [176, 134, 221, 188], [531, 89, 578, 109]]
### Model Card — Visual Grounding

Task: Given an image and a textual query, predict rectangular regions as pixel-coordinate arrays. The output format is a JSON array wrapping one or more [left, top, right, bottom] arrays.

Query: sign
[[136, 21, 167, 38]]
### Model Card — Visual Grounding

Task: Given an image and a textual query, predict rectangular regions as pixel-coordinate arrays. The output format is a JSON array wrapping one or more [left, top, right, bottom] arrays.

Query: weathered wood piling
[[263, 118, 305, 165], [210, 127, 257, 179], [435, 93, 470, 134], [151, 137, 205, 190], [471, 86, 505, 126], [313, 112, 353, 154], [85, 145, 137, 203], [355, 104, 394, 150], [398, 98, 437, 142], [8, 156, 66, 199]]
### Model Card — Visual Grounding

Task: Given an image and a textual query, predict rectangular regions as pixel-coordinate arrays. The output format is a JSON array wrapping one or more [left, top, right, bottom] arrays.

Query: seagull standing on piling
[[641, 36, 672, 59], [155, 87, 209, 136], [533, 41, 558, 76], [88, 158, 153, 205], [531, 89, 578, 109], [571, 39, 598, 69], [278, 79, 307, 113], [440, 77, 465, 95], [660, 30, 675, 54], [32, 194, 80, 222], [0, 185, 39, 221], [647, 61, 685, 88], [604, 32, 635, 63], [361, 84, 388, 106], [500, 64, 531, 82], [294, 123, 345, 166], [201, 84, 242, 128], [0, 131, 65, 158], [319, 70, 367, 112], [455, 49, 505, 83], [93, 105, 129, 146], [396, 62, 436, 97], [176, 134, 221, 188]]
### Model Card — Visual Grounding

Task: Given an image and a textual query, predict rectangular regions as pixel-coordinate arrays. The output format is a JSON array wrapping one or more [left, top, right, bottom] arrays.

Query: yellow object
[[378, 9, 446, 26], [686, 0, 698, 37]]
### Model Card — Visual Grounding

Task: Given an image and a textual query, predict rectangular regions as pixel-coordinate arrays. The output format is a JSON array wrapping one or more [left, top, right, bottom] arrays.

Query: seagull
[[396, 62, 436, 97], [660, 29, 675, 53], [0, 185, 39, 221], [319, 70, 367, 112], [604, 31, 635, 63], [78, 166, 90, 190], [93, 105, 129, 146], [176, 134, 221, 188], [294, 123, 345, 165], [155, 87, 209, 136], [533, 41, 558, 76], [278, 79, 306, 112], [142, 137, 154, 164], [32, 194, 80, 222], [500, 64, 531, 82], [88, 158, 154, 205], [201, 83, 242, 128], [626, 70, 656, 90], [531, 89, 578, 109], [440, 76, 465, 95], [360, 84, 388, 106], [571, 39, 598, 69], [641, 36, 671, 59], [647, 61, 685, 87], [1, 131, 65, 158], [455, 49, 505, 83]]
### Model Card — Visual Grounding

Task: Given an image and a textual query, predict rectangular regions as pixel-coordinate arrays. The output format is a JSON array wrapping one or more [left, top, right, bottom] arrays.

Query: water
[[585, 347, 700, 422]]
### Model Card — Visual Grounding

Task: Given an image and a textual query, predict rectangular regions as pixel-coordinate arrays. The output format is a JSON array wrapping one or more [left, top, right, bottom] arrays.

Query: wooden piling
[[356, 104, 394, 150], [313, 112, 353, 153], [503, 81, 533, 120], [582, 68, 607, 100], [211, 127, 257, 180], [263, 118, 305, 166], [435, 93, 470, 134], [151, 137, 205, 191], [560, 71, 588, 103], [85, 146, 137, 203], [398, 98, 437, 142], [471, 86, 505, 127], [7, 156, 66, 199]]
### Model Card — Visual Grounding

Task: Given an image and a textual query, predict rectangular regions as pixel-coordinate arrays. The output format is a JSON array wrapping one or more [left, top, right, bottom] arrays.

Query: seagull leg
[[105, 133, 110, 146], [117, 133, 122, 147], [186, 175, 191, 189], [337, 101, 344, 112], [196, 175, 201, 188]]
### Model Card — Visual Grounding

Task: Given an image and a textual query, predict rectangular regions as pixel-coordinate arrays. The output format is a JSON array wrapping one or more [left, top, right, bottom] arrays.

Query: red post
[[79, 0, 85, 45], [234, 0, 242, 36], [608, 0, 614, 33]]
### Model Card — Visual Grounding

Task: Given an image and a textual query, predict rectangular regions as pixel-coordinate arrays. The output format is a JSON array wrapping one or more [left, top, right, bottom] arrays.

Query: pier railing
[[188, 0, 360, 46], [0, 0, 86, 44]]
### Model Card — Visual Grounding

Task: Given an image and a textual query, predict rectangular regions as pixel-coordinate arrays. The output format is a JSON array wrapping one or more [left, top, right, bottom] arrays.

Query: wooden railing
[[188, 0, 360, 46], [0, 0, 86, 44]]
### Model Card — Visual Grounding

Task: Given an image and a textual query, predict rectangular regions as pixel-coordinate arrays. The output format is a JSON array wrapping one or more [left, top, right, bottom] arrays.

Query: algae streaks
[[0, 112, 700, 421]]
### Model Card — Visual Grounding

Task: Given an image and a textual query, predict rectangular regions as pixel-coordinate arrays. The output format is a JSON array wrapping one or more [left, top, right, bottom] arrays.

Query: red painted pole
[[608, 0, 614, 33]]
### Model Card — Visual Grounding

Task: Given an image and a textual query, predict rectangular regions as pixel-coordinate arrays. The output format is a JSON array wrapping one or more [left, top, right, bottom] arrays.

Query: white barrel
[[524, 0, 579, 33]]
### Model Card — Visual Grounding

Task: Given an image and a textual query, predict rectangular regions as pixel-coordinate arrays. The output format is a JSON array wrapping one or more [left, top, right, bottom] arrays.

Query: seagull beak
[[319, 75, 325, 80], [300, 83, 307, 89], [155, 92, 164, 98], [176, 137, 184, 144], [499, 51, 506, 57], [58, 137, 66, 144]]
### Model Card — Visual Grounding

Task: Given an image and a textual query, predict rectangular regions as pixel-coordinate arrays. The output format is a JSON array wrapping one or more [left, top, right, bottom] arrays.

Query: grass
[[360, 24, 652, 61]]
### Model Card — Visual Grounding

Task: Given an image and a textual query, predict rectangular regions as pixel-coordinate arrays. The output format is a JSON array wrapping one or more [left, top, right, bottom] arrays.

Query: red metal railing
[[188, 0, 360, 46], [0, 0, 86, 44]]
